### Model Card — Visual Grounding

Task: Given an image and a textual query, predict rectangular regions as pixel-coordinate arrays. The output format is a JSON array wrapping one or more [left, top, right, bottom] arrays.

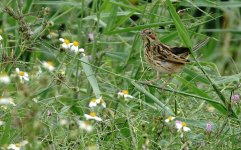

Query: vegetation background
[[0, 0, 241, 149]]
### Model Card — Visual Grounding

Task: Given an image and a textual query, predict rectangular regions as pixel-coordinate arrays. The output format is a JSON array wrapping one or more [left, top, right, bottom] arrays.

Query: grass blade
[[131, 81, 174, 115], [81, 56, 101, 98], [166, 0, 192, 48]]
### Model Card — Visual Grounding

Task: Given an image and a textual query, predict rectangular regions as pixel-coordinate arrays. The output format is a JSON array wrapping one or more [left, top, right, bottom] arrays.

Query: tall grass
[[0, 0, 241, 149]]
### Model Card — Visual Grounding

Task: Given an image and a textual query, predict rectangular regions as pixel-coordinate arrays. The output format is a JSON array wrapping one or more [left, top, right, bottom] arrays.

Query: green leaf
[[214, 73, 241, 85], [81, 56, 101, 98], [0, 115, 11, 145], [131, 81, 174, 115], [183, 68, 209, 84], [166, 0, 192, 48]]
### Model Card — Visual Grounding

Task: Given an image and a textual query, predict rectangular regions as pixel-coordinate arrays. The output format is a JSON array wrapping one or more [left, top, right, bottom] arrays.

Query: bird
[[140, 28, 209, 83]]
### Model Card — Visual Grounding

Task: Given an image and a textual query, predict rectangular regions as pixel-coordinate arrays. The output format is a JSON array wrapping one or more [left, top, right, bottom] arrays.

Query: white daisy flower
[[165, 116, 175, 123], [77, 48, 85, 53], [70, 41, 79, 53], [42, 61, 55, 71], [47, 31, 58, 39], [0, 73, 11, 84], [16, 68, 29, 82], [89, 96, 106, 108], [175, 120, 191, 132], [59, 38, 71, 50], [118, 90, 133, 99], [89, 99, 97, 108], [59, 119, 68, 126], [78, 120, 93, 132], [84, 112, 102, 121], [0, 120, 5, 126], [0, 97, 15, 106], [100, 99, 106, 108], [96, 96, 102, 103], [7, 140, 28, 150]]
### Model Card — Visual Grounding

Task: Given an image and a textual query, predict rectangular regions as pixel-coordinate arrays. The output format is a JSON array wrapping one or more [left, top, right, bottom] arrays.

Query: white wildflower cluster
[[0, 97, 15, 106], [42, 61, 55, 71], [164, 116, 191, 138], [6, 140, 28, 150], [76, 96, 106, 133], [88, 96, 106, 108], [59, 38, 85, 54], [16, 68, 29, 83], [117, 90, 134, 99]]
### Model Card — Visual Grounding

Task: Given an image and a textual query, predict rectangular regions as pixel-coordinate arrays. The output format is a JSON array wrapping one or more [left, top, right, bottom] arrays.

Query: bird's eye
[[148, 31, 152, 34]]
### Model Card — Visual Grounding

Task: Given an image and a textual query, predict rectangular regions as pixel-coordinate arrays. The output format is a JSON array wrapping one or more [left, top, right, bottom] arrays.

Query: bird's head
[[140, 28, 157, 44]]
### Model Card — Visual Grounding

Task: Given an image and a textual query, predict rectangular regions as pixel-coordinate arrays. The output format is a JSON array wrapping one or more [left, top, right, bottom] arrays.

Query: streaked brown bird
[[140, 28, 209, 83]]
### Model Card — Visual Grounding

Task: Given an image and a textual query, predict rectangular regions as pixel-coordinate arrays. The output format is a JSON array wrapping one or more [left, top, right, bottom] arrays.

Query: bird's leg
[[161, 74, 173, 88], [156, 71, 160, 81]]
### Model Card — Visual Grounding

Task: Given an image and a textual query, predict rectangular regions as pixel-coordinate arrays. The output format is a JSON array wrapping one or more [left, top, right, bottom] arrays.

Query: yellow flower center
[[64, 39, 70, 44], [122, 90, 129, 95], [89, 112, 97, 117], [181, 122, 187, 127], [84, 121, 91, 125], [15, 143, 21, 147], [73, 41, 79, 46], [19, 71, 25, 76], [47, 61, 54, 66], [0, 72, 7, 76], [91, 99, 96, 103], [100, 99, 104, 103], [167, 116, 173, 120]]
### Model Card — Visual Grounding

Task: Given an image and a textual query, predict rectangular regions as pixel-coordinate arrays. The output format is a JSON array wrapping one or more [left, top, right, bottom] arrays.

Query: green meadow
[[0, 0, 241, 149]]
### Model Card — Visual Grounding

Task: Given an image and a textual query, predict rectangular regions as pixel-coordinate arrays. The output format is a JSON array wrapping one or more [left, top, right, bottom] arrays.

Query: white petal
[[60, 119, 68, 125], [78, 121, 93, 132], [117, 92, 124, 97], [180, 133, 184, 138], [84, 114, 102, 121], [183, 127, 191, 132], [59, 38, 64, 42], [124, 94, 133, 99], [78, 48, 85, 52], [96, 96, 102, 103], [16, 68, 20, 73], [84, 114, 91, 120], [0, 120, 5, 126], [70, 45, 78, 52], [24, 72, 29, 77], [85, 125, 93, 132], [89, 102, 97, 107], [101, 102, 106, 108], [7, 144, 20, 150], [61, 43, 68, 49], [23, 76, 29, 81], [0, 97, 15, 106], [0, 75, 11, 84], [93, 116, 102, 121], [170, 117, 175, 120], [20, 140, 29, 146], [175, 123, 182, 130]]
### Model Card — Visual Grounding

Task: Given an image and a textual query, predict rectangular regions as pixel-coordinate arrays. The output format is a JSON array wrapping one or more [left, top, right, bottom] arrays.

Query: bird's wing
[[170, 47, 190, 55], [156, 45, 189, 64]]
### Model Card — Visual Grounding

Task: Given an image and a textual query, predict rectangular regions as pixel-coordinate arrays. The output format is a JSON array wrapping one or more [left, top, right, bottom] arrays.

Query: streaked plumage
[[140, 28, 209, 81]]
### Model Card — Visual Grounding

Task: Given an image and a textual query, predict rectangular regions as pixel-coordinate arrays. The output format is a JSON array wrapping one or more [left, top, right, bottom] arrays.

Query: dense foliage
[[0, 0, 241, 149]]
